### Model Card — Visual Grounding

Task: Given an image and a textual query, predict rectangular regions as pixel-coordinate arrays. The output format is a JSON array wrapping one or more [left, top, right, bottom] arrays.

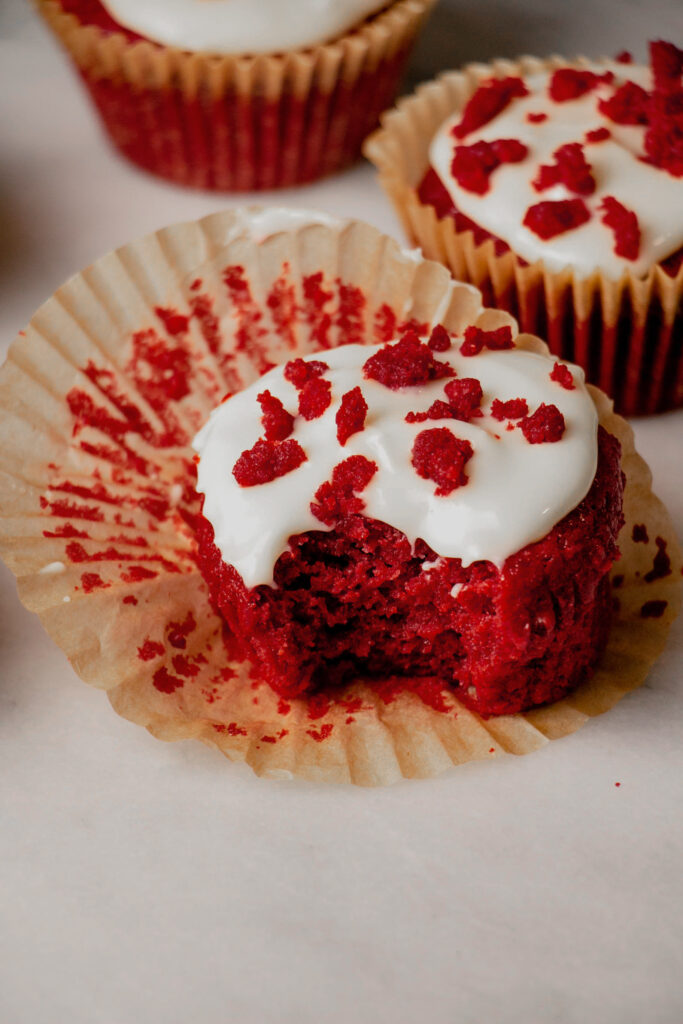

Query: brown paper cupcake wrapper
[[364, 55, 683, 416], [0, 208, 680, 785], [37, 0, 435, 190]]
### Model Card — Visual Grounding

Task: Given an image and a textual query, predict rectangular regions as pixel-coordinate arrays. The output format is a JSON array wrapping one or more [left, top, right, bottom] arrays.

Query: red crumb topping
[[585, 127, 611, 143], [363, 331, 454, 389], [310, 456, 378, 526], [616, 51, 633, 64], [405, 400, 457, 424], [443, 378, 484, 420], [598, 80, 650, 125], [336, 387, 368, 446], [257, 390, 294, 441], [549, 68, 613, 102], [460, 324, 514, 356], [632, 523, 649, 543], [451, 138, 529, 194], [532, 142, 596, 195], [491, 397, 529, 420], [550, 362, 575, 390], [640, 599, 668, 618], [298, 376, 332, 420], [406, 378, 483, 424], [284, 358, 329, 389], [428, 325, 452, 352], [520, 403, 566, 443], [233, 438, 307, 486], [452, 76, 529, 139], [411, 428, 474, 496], [651, 40, 683, 93], [527, 112, 548, 123], [123, 596, 138, 605], [523, 199, 591, 240], [600, 196, 641, 260]]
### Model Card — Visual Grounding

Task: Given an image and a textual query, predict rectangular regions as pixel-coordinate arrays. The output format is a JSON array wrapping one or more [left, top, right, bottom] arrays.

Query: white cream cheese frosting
[[194, 338, 599, 588], [100, 0, 391, 54], [429, 61, 683, 280]]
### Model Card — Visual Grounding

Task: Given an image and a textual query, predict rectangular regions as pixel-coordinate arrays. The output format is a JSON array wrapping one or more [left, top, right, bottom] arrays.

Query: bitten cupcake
[[37, 0, 435, 190], [0, 208, 679, 784], [365, 42, 683, 415], [194, 326, 625, 716]]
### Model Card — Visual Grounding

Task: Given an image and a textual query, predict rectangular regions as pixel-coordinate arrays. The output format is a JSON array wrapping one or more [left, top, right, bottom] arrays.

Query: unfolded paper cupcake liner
[[364, 54, 683, 416], [36, 0, 435, 190], [0, 208, 680, 786]]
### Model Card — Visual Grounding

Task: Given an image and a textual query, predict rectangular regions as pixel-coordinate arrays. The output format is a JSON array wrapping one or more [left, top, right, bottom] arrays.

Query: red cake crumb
[[427, 325, 452, 351], [444, 378, 484, 419], [233, 438, 307, 486], [640, 599, 667, 618], [585, 127, 611, 143], [152, 667, 183, 694], [284, 358, 329, 389], [452, 76, 529, 139], [363, 331, 454, 389], [598, 81, 649, 125], [411, 428, 474, 496], [257, 390, 294, 441], [600, 197, 641, 260], [532, 143, 596, 195], [311, 456, 378, 526], [523, 199, 591, 240], [298, 376, 332, 420], [123, 596, 138, 606], [451, 138, 529, 194], [527, 112, 548, 123], [616, 51, 633, 64], [460, 324, 514, 356], [491, 397, 529, 420], [336, 387, 368, 446], [644, 536, 672, 582], [137, 639, 164, 662], [80, 572, 109, 593], [549, 68, 613, 102], [632, 523, 649, 543], [520, 403, 566, 443], [195, 428, 624, 714], [550, 362, 575, 390]]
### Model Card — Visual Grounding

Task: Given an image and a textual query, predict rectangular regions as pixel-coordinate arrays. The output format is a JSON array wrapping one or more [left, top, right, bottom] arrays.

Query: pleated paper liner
[[36, 0, 435, 190], [0, 208, 680, 786], [363, 54, 683, 416]]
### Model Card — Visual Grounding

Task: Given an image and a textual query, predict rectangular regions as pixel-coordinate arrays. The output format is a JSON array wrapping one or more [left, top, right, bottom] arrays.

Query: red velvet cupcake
[[37, 0, 435, 190], [365, 43, 683, 415], [194, 326, 625, 717]]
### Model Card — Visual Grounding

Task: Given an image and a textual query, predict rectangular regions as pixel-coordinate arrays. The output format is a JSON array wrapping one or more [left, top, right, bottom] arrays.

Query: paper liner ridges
[[0, 209, 680, 785]]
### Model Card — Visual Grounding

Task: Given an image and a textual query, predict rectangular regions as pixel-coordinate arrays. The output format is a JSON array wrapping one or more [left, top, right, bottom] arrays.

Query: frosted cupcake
[[365, 42, 683, 415], [194, 327, 625, 716], [37, 0, 435, 189]]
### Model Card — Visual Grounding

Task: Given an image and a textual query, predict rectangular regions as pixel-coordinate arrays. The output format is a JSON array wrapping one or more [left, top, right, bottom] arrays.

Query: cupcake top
[[194, 326, 598, 587], [99, 0, 391, 54], [429, 42, 683, 279]]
